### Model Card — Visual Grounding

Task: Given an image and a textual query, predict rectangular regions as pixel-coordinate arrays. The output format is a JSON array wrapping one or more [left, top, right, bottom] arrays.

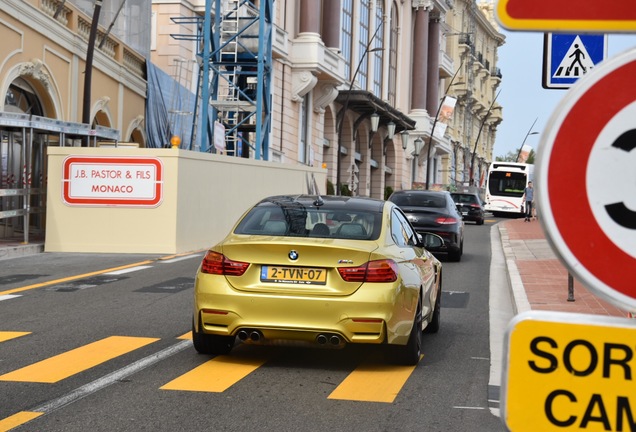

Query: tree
[[496, 148, 535, 164]]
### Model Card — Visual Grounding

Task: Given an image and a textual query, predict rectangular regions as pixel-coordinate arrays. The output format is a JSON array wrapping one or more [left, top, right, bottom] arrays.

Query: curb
[[498, 223, 531, 315], [0, 243, 45, 261]]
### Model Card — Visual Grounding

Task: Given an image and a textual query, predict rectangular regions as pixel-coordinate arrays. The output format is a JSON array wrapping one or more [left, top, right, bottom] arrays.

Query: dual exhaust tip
[[316, 333, 342, 346], [237, 329, 262, 342], [237, 329, 343, 346]]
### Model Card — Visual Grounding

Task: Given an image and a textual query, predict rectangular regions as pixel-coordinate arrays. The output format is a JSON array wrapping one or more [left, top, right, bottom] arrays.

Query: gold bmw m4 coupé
[[193, 195, 443, 365]]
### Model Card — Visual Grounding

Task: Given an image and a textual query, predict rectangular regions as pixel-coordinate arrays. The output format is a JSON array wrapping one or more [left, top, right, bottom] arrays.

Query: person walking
[[523, 181, 534, 222]]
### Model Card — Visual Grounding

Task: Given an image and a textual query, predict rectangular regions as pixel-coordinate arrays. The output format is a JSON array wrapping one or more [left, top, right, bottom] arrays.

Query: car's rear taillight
[[201, 251, 249, 276], [470, 204, 481, 208], [435, 216, 459, 225], [338, 259, 398, 283]]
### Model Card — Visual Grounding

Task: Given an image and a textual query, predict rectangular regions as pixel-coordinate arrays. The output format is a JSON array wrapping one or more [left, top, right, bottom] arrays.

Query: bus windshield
[[487, 171, 527, 197]]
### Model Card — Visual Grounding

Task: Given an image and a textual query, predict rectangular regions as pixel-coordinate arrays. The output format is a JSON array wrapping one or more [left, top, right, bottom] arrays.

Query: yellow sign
[[503, 311, 636, 431]]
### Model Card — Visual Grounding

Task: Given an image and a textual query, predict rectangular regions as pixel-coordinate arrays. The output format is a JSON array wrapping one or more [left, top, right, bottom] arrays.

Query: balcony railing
[[38, 0, 145, 79]]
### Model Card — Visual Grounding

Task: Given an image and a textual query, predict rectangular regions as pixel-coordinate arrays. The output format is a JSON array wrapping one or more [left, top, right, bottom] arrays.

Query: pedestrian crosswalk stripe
[[0, 336, 159, 383], [327, 356, 421, 403], [0, 411, 43, 431], [0, 331, 30, 343], [160, 351, 266, 393]]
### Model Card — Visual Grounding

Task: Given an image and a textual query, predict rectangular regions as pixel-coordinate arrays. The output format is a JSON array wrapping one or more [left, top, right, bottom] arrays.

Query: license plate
[[462, 211, 468, 216], [260, 266, 327, 285]]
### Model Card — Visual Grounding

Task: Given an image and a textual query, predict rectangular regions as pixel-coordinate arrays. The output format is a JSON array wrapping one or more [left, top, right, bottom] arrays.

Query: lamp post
[[82, 0, 103, 146], [515, 117, 539, 162], [469, 88, 501, 186], [425, 63, 464, 189], [336, 25, 383, 196]]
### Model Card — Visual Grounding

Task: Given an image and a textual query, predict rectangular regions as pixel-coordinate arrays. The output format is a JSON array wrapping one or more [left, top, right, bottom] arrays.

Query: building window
[[388, 4, 398, 105], [372, 2, 384, 98], [4, 79, 43, 116], [358, 0, 371, 89], [342, 0, 354, 80]]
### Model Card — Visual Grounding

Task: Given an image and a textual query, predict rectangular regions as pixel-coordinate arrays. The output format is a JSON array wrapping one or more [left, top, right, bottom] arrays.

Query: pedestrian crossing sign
[[543, 33, 607, 89]]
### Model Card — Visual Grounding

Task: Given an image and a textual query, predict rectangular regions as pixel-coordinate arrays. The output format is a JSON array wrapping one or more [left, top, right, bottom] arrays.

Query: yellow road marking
[[328, 357, 421, 403], [0, 336, 159, 383], [161, 353, 266, 393], [0, 331, 30, 343], [0, 411, 43, 432], [0, 261, 155, 296], [177, 331, 192, 340]]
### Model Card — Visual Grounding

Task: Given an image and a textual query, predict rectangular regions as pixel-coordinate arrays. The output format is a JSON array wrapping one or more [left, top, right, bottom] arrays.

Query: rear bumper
[[194, 274, 418, 346]]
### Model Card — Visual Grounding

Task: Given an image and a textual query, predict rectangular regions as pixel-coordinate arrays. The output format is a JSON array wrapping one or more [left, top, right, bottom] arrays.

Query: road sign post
[[537, 48, 636, 310]]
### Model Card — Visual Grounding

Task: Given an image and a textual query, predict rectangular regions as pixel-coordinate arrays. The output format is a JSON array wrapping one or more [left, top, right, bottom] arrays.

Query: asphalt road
[[0, 220, 509, 432]]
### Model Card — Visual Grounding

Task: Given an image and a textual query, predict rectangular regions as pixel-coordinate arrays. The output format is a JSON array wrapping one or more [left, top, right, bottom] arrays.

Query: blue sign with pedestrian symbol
[[543, 33, 607, 89]]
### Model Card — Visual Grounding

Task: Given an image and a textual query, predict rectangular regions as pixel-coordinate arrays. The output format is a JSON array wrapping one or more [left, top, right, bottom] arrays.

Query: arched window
[[4, 78, 44, 116]]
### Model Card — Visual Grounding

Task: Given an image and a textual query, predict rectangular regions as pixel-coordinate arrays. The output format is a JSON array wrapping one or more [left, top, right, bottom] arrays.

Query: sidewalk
[[498, 217, 627, 318], [0, 236, 45, 261]]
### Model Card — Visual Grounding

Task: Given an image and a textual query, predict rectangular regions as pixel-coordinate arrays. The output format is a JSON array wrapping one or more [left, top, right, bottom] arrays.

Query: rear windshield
[[451, 194, 478, 204], [234, 205, 381, 240], [390, 193, 446, 208]]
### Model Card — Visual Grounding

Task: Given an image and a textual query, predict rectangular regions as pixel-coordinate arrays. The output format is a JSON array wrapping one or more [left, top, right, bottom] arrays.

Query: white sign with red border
[[537, 47, 636, 310], [62, 156, 163, 207]]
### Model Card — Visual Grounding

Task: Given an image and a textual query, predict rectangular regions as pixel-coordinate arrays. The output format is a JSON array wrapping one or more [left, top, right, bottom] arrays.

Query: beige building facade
[[0, 0, 504, 250], [0, 0, 148, 244], [151, 0, 504, 195]]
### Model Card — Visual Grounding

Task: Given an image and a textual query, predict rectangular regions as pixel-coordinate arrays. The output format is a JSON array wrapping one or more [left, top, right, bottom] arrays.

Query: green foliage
[[384, 186, 394, 200], [326, 179, 335, 195], [496, 148, 536, 164], [340, 184, 352, 196]]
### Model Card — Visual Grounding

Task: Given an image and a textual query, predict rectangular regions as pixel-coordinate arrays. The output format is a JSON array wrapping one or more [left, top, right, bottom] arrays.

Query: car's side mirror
[[419, 232, 444, 250]]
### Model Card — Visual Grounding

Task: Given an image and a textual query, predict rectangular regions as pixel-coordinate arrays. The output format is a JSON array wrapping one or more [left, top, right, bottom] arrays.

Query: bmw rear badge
[[288, 250, 299, 260]]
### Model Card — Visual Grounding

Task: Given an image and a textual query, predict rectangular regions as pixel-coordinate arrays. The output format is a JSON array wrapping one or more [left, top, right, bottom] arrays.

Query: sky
[[493, 30, 636, 159]]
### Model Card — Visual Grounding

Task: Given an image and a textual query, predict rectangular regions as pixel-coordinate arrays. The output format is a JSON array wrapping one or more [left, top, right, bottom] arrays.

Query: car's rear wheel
[[395, 298, 422, 365], [449, 246, 462, 262], [192, 315, 235, 355]]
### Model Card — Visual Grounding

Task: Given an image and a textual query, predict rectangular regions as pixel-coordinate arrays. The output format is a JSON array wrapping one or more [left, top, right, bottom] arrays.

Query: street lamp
[[412, 137, 424, 186], [336, 25, 383, 196], [516, 117, 539, 162], [400, 129, 410, 150]]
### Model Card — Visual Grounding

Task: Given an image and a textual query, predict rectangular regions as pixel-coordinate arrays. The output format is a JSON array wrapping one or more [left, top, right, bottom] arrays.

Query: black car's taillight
[[338, 259, 398, 282], [201, 251, 250, 276], [435, 216, 459, 225]]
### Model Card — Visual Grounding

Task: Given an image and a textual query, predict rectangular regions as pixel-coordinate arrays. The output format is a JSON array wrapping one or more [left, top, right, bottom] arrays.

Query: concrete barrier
[[46, 147, 327, 254]]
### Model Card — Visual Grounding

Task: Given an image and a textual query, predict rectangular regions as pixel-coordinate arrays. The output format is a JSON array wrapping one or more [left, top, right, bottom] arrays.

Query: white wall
[[46, 147, 327, 254]]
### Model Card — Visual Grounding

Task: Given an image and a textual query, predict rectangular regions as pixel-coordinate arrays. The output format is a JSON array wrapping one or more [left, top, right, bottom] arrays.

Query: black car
[[388, 190, 464, 262], [450, 192, 485, 225]]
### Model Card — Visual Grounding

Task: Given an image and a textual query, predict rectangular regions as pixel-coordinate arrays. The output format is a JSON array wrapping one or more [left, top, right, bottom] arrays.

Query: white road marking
[[0, 294, 21, 302], [160, 255, 202, 264], [32, 340, 191, 414], [104, 266, 154, 275]]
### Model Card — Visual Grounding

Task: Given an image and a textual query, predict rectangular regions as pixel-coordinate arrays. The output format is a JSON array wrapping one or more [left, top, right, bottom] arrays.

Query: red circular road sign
[[537, 47, 636, 310]]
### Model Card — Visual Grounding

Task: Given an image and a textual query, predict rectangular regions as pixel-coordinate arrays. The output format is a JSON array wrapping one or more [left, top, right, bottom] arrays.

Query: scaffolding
[[171, 0, 273, 159]]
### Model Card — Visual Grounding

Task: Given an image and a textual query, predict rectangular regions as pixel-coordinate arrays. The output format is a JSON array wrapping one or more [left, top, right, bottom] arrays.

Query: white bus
[[483, 162, 534, 216]]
